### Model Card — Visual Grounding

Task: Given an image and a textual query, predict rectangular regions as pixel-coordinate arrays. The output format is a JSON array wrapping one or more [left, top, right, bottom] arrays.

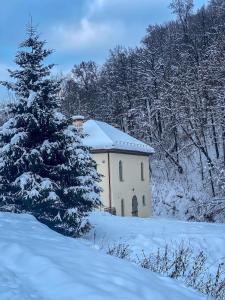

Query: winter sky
[[0, 0, 208, 100]]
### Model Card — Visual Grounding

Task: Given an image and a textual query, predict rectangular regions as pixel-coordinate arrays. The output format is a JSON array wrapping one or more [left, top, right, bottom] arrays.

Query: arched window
[[121, 199, 125, 216], [141, 162, 144, 181], [142, 195, 146, 206], [119, 160, 123, 181]]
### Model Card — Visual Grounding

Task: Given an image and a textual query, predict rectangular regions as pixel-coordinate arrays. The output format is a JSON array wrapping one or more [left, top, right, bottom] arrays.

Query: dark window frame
[[141, 162, 144, 181], [121, 199, 125, 216], [119, 160, 123, 181], [142, 195, 146, 206]]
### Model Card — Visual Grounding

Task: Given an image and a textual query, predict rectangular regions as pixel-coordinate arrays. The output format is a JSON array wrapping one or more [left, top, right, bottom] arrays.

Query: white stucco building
[[73, 116, 154, 218]]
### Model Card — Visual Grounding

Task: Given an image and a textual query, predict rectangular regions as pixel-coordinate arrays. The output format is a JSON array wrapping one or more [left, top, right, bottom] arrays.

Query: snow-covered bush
[[152, 155, 210, 220], [137, 244, 225, 300], [107, 243, 131, 260], [185, 197, 225, 223], [152, 150, 225, 223], [0, 24, 101, 236], [107, 242, 225, 300]]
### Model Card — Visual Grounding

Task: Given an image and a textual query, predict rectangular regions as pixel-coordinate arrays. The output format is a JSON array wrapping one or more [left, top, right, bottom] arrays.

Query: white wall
[[92, 153, 110, 210], [93, 152, 152, 218], [109, 153, 152, 217]]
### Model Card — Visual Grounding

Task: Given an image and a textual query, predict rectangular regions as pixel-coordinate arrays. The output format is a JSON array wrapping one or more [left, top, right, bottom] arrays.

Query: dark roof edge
[[90, 148, 153, 156]]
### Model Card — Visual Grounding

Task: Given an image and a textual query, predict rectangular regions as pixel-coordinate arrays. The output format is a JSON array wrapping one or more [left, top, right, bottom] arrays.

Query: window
[[141, 162, 144, 181], [121, 199, 125, 216], [142, 195, 146, 206], [119, 160, 123, 181]]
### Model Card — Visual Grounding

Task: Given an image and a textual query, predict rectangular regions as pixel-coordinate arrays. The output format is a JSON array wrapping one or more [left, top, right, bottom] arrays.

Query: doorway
[[132, 195, 138, 216]]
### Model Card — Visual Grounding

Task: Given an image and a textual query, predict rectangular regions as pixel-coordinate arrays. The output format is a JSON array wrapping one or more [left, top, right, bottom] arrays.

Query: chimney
[[72, 115, 85, 129]]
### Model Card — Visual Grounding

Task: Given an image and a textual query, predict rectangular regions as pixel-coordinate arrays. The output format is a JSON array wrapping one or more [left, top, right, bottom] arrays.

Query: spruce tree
[[0, 24, 101, 236]]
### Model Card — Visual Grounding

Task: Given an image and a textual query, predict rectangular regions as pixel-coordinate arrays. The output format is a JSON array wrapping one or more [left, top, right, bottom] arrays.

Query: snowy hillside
[[85, 213, 225, 300], [0, 212, 206, 300], [86, 213, 225, 268]]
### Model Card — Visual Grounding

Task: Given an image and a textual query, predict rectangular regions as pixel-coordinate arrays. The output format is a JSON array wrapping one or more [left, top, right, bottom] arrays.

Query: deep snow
[[0, 212, 205, 300], [86, 213, 225, 271]]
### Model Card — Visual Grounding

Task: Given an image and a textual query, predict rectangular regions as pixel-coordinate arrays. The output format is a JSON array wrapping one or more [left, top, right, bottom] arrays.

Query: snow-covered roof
[[72, 115, 84, 121], [82, 120, 154, 154]]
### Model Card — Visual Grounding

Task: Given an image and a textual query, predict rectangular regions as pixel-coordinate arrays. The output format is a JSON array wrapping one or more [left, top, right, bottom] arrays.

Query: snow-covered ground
[[86, 213, 225, 271], [0, 212, 206, 300]]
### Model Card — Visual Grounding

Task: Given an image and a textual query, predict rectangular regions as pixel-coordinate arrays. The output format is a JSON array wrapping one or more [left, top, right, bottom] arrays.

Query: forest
[[61, 0, 225, 222]]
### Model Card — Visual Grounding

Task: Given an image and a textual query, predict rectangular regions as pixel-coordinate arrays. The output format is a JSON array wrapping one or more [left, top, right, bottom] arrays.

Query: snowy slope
[[0, 212, 205, 300], [86, 213, 225, 270]]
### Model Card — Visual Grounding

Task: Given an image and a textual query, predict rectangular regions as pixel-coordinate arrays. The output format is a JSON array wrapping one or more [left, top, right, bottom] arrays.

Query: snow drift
[[86, 212, 225, 268], [0, 212, 205, 300]]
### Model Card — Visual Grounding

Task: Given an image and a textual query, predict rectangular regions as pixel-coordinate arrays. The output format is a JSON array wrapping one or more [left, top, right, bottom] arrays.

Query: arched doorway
[[132, 195, 138, 216]]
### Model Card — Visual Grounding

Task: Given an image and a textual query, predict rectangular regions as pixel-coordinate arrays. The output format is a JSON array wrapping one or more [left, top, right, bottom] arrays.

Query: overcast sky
[[0, 0, 208, 99]]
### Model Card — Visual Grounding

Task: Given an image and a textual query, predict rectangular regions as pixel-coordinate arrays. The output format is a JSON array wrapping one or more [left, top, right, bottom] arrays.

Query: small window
[[119, 160, 123, 181], [121, 199, 125, 216], [141, 162, 144, 181], [142, 195, 146, 206]]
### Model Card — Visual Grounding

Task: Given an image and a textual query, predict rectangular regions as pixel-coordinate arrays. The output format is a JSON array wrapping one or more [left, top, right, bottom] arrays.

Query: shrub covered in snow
[[107, 242, 225, 300], [0, 24, 101, 236]]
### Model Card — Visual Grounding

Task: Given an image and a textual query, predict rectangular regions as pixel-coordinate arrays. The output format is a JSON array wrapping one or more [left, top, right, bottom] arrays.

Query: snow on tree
[[0, 23, 101, 236]]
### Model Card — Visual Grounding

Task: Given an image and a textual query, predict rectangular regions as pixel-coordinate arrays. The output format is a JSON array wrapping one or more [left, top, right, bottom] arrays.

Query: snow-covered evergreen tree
[[0, 24, 101, 236]]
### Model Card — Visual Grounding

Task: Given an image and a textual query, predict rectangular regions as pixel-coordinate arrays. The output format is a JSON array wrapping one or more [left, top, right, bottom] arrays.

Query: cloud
[[48, 0, 123, 52], [48, 0, 163, 53], [45, 0, 174, 62], [49, 17, 124, 51], [88, 0, 106, 13], [87, 0, 169, 18]]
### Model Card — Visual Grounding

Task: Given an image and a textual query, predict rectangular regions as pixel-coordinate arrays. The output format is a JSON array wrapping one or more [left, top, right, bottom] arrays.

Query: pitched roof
[[82, 120, 154, 154]]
